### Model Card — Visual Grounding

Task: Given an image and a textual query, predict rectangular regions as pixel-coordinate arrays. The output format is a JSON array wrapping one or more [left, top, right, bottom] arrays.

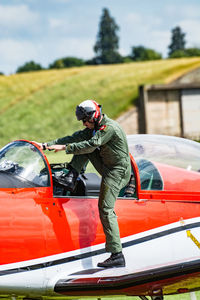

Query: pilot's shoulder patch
[[99, 125, 107, 131]]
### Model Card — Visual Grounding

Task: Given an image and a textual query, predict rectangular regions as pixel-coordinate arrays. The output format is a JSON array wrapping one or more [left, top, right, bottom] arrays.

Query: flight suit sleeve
[[65, 125, 114, 155], [47, 128, 91, 146]]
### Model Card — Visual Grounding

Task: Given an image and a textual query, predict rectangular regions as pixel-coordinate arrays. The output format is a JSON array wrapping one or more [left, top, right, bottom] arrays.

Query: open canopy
[[128, 134, 200, 192]]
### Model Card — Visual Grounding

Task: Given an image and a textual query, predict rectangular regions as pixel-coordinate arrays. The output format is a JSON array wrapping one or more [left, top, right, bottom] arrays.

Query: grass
[[46, 293, 200, 299], [1, 292, 200, 300], [1, 58, 200, 148]]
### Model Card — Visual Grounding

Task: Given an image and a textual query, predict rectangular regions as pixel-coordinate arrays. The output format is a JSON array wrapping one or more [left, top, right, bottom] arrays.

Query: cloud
[[148, 31, 171, 57], [53, 0, 71, 2], [0, 4, 40, 36], [48, 14, 97, 39], [0, 39, 34, 61], [0, 39, 39, 73], [165, 4, 200, 20], [46, 37, 95, 61], [121, 11, 163, 44], [180, 20, 200, 47], [0, 36, 95, 74], [48, 17, 71, 34], [120, 11, 167, 56], [165, 3, 200, 48], [126, 12, 142, 24], [125, 12, 162, 30]]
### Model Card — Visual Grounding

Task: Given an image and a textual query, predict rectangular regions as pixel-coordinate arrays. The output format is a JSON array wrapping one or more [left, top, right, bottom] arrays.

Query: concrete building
[[138, 68, 200, 139]]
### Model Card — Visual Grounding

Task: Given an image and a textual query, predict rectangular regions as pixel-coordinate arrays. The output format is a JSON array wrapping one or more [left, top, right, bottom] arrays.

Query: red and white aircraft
[[0, 134, 200, 300]]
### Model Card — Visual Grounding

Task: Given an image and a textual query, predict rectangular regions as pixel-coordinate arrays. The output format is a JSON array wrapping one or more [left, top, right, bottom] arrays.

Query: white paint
[[0, 217, 200, 297]]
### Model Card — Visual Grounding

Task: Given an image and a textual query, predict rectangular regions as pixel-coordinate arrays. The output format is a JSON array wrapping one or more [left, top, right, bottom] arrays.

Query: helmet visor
[[76, 105, 95, 121]]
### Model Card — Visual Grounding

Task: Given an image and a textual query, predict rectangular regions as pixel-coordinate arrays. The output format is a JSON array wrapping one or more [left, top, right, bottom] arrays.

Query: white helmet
[[76, 100, 102, 122]]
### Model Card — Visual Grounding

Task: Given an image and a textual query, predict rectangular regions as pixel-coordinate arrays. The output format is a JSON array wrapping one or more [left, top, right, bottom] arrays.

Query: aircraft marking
[[180, 218, 200, 250], [187, 230, 200, 250]]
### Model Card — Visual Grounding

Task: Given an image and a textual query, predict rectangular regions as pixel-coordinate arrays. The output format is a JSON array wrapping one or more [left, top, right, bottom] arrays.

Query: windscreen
[[0, 141, 50, 188]]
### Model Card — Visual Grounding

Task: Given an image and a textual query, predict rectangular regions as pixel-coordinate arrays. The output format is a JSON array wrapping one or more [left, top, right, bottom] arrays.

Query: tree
[[16, 61, 43, 73], [168, 26, 186, 57], [131, 46, 162, 61], [122, 56, 134, 63], [94, 8, 122, 64], [0, 72, 4, 75], [169, 47, 200, 59], [185, 48, 200, 57], [49, 59, 65, 69], [49, 57, 85, 69], [169, 50, 186, 58]]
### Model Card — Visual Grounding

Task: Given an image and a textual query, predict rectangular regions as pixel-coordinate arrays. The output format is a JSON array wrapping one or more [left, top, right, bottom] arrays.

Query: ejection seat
[[51, 163, 101, 197]]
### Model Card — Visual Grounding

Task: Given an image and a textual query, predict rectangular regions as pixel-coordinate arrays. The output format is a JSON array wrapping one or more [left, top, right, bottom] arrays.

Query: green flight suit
[[48, 114, 131, 254]]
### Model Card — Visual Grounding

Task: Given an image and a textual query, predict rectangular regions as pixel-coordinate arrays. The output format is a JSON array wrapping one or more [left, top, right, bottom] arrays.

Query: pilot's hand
[[32, 141, 43, 150], [47, 145, 66, 153]]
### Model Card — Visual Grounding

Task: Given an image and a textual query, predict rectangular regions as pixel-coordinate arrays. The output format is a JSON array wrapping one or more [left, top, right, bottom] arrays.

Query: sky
[[0, 0, 200, 75]]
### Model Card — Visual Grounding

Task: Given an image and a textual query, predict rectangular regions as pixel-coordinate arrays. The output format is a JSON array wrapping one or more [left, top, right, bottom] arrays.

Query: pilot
[[37, 100, 131, 268]]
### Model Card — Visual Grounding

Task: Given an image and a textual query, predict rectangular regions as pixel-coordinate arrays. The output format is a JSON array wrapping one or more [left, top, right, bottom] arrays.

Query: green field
[[1, 57, 200, 151], [1, 292, 200, 300]]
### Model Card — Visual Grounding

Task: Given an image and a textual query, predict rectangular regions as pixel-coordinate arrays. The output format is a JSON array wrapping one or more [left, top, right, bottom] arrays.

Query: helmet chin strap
[[94, 115, 103, 131]]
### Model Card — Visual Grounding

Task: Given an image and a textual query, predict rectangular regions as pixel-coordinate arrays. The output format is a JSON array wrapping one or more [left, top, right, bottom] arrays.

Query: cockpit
[[1, 135, 200, 197]]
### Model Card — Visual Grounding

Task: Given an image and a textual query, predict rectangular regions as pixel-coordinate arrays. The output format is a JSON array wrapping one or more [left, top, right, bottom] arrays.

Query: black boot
[[97, 252, 125, 268]]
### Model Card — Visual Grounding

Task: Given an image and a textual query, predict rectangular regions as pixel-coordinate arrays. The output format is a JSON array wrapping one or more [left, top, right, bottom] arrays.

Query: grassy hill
[[1, 57, 200, 149]]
